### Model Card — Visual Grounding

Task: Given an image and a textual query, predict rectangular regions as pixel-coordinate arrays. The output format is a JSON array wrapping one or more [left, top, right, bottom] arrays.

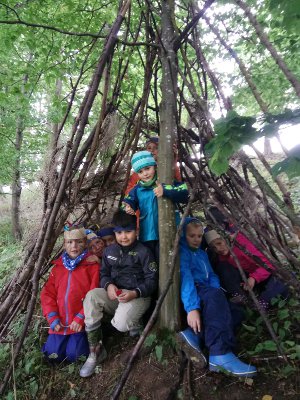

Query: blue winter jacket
[[180, 217, 220, 313], [124, 181, 188, 242]]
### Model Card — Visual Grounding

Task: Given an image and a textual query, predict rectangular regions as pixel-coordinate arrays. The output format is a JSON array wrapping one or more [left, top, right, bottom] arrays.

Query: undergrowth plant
[[240, 296, 300, 378], [144, 328, 177, 365], [0, 309, 87, 399]]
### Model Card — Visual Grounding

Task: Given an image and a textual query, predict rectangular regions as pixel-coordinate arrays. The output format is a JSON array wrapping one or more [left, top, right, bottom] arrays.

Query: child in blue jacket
[[178, 217, 257, 377], [123, 150, 188, 261]]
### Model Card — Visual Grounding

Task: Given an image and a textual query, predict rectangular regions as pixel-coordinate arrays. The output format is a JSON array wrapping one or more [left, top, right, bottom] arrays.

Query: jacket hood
[[180, 217, 202, 249]]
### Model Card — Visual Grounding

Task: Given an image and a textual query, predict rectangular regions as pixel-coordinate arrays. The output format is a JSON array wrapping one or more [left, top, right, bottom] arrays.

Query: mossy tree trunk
[[158, 0, 180, 330]]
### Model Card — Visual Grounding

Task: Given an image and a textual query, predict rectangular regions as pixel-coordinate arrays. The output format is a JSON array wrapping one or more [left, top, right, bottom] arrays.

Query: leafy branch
[[205, 109, 300, 176]]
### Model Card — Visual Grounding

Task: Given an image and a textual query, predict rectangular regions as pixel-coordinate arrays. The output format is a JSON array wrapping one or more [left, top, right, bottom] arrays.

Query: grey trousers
[[83, 288, 151, 333]]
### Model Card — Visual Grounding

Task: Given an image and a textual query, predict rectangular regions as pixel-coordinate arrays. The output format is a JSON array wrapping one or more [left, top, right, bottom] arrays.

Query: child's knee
[[111, 316, 129, 332], [111, 312, 143, 332], [84, 288, 107, 314]]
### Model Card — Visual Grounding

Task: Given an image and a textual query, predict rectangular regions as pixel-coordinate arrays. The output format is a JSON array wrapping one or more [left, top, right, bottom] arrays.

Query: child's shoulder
[[51, 255, 64, 268], [103, 243, 120, 257]]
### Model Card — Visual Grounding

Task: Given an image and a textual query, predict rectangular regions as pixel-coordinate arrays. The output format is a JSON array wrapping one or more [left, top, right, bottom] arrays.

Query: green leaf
[[29, 379, 39, 398], [68, 363, 75, 374], [262, 340, 277, 351], [279, 328, 286, 339], [155, 345, 163, 362], [242, 324, 256, 332], [271, 155, 300, 180], [280, 365, 296, 377], [278, 309, 289, 320], [284, 340, 295, 347], [283, 321, 291, 330], [144, 333, 157, 348], [272, 322, 278, 333], [208, 156, 229, 176]]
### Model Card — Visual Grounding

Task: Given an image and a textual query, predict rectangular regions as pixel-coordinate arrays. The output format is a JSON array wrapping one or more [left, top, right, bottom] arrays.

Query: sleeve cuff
[[104, 281, 114, 290], [73, 315, 85, 326], [50, 319, 60, 330]]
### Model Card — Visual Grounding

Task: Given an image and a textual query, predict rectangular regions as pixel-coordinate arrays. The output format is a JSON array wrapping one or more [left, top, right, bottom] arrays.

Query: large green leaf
[[271, 144, 300, 180]]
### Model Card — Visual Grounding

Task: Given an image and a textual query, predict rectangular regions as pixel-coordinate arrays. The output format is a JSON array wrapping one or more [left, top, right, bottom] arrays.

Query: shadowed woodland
[[0, 0, 300, 398]]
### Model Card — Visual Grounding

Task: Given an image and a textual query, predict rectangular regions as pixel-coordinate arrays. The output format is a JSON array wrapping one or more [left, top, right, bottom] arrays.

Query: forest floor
[[38, 324, 299, 400]]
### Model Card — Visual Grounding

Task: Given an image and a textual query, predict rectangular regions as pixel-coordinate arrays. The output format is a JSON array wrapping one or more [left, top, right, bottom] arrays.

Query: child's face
[[64, 238, 87, 259], [210, 238, 229, 256], [186, 224, 203, 249], [88, 238, 105, 257], [137, 165, 156, 182], [146, 142, 158, 161], [102, 234, 116, 247], [115, 230, 137, 247]]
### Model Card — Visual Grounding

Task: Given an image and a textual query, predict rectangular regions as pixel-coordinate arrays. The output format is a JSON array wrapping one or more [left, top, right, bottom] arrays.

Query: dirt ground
[[55, 332, 299, 400]]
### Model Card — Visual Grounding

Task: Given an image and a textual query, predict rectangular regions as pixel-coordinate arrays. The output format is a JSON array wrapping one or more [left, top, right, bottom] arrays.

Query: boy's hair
[[112, 209, 137, 229], [187, 220, 203, 230]]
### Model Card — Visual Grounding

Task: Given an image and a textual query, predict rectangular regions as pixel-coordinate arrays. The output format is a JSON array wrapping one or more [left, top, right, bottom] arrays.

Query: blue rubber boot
[[176, 328, 207, 367], [209, 352, 257, 377]]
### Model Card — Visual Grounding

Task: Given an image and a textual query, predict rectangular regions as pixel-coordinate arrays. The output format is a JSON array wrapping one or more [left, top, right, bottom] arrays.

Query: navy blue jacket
[[180, 218, 220, 313], [124, 181, 189, 242], [101, 241, 158, 298]]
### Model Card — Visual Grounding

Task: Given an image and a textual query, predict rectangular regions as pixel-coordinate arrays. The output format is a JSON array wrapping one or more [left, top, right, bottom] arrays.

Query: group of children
[[41, 136, 288, 380]]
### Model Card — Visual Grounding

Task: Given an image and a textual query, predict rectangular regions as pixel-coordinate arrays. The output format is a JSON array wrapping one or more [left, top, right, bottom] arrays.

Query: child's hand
[[125, 204, 135, 215], [86, 255, 100, 263], [242, 277, 255, 291], [70, 321, 83, 332], [107, 283, 118, 300], [54, 323, 62, 332], [153, 183, 163, 198], [187, 310, 201, 333], [117, 290, 137, 303]]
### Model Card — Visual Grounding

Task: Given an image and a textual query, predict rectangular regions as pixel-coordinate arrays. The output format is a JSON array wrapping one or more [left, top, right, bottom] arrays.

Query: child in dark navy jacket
[[41, 225, 99, 362], [178, 217, 257, 377], [124, 150, 188, 261], [79, 210, 158, 378]]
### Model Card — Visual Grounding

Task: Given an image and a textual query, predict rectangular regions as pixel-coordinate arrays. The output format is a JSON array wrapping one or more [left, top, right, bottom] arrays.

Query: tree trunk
[[158, 0, 180, 330], [11, 117, 23, 241], [263, 137, 272, 156], [11, 73, 29, 240]]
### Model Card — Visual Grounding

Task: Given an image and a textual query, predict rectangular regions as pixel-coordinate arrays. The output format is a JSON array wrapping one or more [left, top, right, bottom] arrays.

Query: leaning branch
[[173, 0, 216, 51], [0, 19, 107, 38], [234, 0, 300, 98]]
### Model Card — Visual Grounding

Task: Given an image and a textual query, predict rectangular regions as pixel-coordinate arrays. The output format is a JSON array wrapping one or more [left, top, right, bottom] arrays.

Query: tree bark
[[158, 0, 180, 330], [11, 73, 29, 240], [11, 118, 23, 241]]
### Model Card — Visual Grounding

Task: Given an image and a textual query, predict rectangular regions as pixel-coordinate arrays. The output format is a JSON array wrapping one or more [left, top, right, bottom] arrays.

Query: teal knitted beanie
[[131, 151, 156, 173]]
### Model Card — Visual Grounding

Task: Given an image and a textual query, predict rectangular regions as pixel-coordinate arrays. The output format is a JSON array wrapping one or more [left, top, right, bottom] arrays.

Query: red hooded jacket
[[41, 254, 99, 335], [219, 232, 274, 284]]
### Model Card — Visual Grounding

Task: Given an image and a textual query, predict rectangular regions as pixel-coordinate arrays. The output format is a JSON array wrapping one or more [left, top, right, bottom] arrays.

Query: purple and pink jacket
[[41, 254, 99, 335], [219, 232, 274, 283]]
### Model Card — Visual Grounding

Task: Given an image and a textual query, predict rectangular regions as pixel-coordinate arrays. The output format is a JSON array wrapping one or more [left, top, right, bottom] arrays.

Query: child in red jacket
[[41, 224, 100, 362], [205, 230, 288, 310]]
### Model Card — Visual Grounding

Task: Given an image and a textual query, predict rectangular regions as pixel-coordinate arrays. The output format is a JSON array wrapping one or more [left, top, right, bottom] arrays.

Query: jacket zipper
[[64, 271, 72, 335]]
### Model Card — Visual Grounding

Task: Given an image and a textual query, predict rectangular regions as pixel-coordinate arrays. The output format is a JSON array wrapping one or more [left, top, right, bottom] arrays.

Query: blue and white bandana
[[62, 249, 88, 271]]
